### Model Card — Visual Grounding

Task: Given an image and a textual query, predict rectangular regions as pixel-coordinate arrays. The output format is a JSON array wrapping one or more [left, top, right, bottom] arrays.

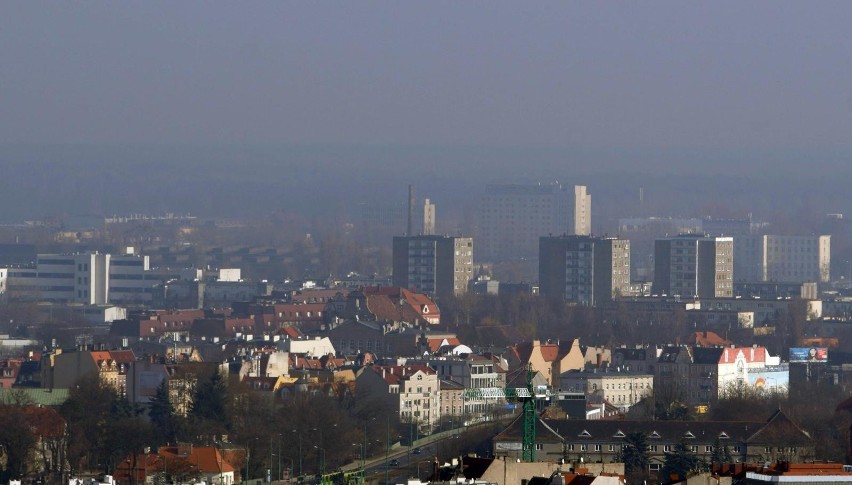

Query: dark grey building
[[392, 235, 473, 298], [653, 235, 733, 299], [539, 235, 630, 306]]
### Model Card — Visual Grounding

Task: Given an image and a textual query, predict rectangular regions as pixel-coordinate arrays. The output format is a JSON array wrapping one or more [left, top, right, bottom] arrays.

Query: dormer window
[[650, 431, 661, 439], [683, 431, 695, 439], [719, 431, 729, 439], [613, 430, 625, 438], [578, 430, 591, 438]]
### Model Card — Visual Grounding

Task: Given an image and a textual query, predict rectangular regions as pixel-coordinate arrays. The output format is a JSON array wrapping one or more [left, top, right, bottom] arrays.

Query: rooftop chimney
[[407, 184, 415, 236]]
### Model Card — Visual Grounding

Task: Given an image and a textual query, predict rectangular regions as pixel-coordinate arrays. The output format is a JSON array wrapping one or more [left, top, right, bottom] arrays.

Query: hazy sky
[[3, 1, 852, 150]]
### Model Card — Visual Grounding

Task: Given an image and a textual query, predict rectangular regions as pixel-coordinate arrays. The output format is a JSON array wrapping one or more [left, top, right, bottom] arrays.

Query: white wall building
[[560, 370, 653, 411], [279, 336, 336, 357], [2, 251, 225, 305], [572, 185, 592, 236]]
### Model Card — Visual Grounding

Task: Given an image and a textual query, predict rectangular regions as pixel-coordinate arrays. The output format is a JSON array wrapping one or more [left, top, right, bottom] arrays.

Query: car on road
[[389, 459, 400, 467], [412, 448, 422, 454]]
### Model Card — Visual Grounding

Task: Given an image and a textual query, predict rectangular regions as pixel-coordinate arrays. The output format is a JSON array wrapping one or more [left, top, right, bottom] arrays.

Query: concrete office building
[[392, 235, 473, 298], [734, 235, 830, 283], [539, 235, 630, 306], [478, 183, 590, 261], [2, 250, 194, 305], [653, 235, 734, 298]]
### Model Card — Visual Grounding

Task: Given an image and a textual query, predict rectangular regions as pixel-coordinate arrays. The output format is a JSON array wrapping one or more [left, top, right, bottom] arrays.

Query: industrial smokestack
[[407, 184, 415, 236]]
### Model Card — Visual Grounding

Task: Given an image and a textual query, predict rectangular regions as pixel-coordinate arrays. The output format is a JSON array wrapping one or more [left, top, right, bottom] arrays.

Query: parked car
[[412, 448, 422, 454], [389, 459, 400, 467]]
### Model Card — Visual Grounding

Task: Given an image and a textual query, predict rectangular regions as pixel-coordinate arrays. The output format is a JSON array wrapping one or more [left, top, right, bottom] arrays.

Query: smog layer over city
[[1, 3, 852, 485]]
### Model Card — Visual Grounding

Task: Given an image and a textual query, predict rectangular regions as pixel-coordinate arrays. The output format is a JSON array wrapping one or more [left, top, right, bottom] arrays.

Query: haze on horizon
[[2, 1, 852, 224]]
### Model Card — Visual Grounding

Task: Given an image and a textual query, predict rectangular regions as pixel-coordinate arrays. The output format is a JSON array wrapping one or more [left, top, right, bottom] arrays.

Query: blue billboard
[[789, 347, 828, 363]]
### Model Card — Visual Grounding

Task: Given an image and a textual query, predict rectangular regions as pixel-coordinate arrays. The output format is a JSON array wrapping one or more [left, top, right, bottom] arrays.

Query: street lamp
[[312, 446, 325, 478], [352, 444, 365, 484], [384, 415, 390, 485], [290, 430, 302, 479]]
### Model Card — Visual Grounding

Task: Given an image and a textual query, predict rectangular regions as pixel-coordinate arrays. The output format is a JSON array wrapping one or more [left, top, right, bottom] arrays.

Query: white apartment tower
[[423, 198, 436, 235], [572, 185, 592, 236]]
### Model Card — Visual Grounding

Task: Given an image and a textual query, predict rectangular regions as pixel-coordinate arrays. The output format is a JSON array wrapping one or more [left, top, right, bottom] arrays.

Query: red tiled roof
[[159, 445, 235, 474], [110, 349, 137, 364], [719, 346, 766, 364], [427, 337, 460, 352], [290, 355, 323, 370], [90, 351, 112, 363], [688, 331, 731, 347], [400, 288, 440, 318], [538, 343, 560, 362]]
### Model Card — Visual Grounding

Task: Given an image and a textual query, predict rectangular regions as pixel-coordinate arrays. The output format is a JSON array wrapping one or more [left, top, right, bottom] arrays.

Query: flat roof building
[[392, 235, 473, 298], [653, 235, 733, 299], [539, 235, 630, 306]]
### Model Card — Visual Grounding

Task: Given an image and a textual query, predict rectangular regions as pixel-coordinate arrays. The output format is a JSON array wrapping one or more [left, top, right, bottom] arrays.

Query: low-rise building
[[494, 411, 814, 476], [560, 369, 653, 412], [355, 364, 440, 433]]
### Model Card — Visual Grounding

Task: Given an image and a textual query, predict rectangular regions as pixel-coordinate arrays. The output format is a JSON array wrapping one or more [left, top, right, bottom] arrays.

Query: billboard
[[789, 347, 828, 363]]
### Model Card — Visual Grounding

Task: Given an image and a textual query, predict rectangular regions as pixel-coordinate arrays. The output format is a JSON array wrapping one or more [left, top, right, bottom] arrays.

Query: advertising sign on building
[[789, 347, 828, 363]]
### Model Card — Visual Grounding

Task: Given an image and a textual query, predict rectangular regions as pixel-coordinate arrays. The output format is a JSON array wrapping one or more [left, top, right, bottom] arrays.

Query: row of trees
[[440, 292, 815, 355], [56, 367, 412, 483]]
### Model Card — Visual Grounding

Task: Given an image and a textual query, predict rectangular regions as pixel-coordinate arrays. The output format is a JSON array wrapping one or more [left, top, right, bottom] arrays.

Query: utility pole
[[385, 415, 389, 485]]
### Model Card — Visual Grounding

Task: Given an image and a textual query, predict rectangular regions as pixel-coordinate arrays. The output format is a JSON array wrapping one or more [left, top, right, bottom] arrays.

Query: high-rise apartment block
[[539, 235, 630, 306], [572, 185, 592, 236], [392, 235, 473, 298], [734, 235, 830, 283], [478, 183, 590, 261], [423, 198, 436, 235], [653, 235, 733, 298]]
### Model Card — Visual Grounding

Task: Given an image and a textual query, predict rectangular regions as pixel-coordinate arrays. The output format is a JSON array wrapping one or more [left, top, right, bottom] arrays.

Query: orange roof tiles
[[719, 346, 766, 364]]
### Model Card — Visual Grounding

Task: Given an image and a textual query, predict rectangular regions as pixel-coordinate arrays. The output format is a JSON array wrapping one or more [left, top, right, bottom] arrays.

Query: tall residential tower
[[478, 183, 591, 261], [392, 235, 473, 298], [539, 235, 630, 306], [653, 235, 734, 298]]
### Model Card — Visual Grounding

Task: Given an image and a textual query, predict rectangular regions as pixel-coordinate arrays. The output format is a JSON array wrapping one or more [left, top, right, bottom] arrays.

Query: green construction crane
[[463, 364, 540, 462]]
